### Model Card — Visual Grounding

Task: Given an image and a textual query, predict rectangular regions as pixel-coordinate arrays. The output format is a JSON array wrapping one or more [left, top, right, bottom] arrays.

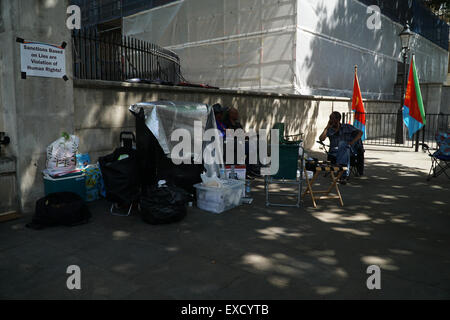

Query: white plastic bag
[[200, 173, 223, 188], [46, 133, 79, 171]]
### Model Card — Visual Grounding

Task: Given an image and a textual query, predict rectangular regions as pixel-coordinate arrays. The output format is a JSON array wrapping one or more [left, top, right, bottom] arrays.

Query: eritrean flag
[[403, 55, 426, 138], [352, 67, 366, 141]]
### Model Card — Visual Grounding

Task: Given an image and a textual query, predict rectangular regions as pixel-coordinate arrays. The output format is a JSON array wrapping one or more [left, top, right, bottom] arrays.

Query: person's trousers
[[330, 141, 352, 177]]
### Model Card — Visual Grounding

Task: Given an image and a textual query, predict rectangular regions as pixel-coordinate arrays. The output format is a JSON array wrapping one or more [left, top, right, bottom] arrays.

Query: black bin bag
[[27, 192, 91, 230], [139, 185, 189, 225], [98, 147, 139, 206]]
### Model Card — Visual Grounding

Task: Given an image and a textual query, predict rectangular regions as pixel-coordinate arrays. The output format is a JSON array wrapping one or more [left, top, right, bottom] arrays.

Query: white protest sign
[[20, 41, 67, 80]]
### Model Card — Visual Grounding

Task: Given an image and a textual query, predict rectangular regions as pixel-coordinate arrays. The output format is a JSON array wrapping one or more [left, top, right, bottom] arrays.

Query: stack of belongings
[[42, 133, 86, 201], [28, 132, 94, 230], [42, 133, 105, 202]]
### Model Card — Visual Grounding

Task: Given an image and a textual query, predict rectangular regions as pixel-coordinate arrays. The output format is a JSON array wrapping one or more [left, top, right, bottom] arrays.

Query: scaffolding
[[122, 0, 448, 97], [123, 0, 298, 93]]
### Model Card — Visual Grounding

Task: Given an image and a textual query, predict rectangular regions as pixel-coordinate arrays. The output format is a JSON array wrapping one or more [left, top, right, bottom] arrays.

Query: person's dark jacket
[[223, 119, 243, 130]]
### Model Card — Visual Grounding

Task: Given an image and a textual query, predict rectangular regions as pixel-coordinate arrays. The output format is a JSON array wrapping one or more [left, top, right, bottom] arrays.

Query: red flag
[[351, 67, 366, 140], [403, 55, 425, 138]]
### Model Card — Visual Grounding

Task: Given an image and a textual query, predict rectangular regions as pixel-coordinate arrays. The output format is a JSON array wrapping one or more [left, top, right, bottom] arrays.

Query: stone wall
[[0, 0, 73, 213], [73, 79, 400, 162]]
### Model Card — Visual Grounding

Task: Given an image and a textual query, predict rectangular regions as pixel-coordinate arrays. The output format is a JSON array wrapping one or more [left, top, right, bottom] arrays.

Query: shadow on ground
[[0, 148, 449, 300]]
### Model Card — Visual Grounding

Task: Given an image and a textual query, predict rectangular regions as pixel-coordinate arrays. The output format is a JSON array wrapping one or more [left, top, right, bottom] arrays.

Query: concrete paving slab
[[0, 147, 449, 299], [128, 254, 247, 300]]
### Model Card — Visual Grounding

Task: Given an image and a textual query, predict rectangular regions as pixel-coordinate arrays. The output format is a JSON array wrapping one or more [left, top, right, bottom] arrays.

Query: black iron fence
[[420, 113, 450, 150], [72, 29, 181, 83], [343, 112, 450, 151]]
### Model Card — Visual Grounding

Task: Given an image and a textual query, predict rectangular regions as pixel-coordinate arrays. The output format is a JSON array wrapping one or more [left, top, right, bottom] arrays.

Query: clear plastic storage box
[[194, 179, 245, 214]]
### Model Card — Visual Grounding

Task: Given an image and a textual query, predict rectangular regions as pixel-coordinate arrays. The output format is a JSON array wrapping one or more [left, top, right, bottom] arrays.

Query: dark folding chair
[[422, 132, 450, 181], [265, 123, 304, 207], [272, 123, 303, 144]]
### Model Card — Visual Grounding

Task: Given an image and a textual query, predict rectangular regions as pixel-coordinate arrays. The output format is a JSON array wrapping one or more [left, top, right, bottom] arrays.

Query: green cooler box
[[43, 172, 87, 201]]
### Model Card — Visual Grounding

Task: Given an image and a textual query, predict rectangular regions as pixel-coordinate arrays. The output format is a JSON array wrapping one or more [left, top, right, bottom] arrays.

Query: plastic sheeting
[[124, 0, 298, 93], [124, 0, 449, 99], [129, 101, 223, 177]]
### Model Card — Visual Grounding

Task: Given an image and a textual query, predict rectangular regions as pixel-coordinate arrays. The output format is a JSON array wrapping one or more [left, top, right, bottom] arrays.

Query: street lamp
[[395, 23, 414, 144]]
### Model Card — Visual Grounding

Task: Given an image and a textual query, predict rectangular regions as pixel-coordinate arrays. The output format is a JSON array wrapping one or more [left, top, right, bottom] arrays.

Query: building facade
[[121, 0, 449, 99]]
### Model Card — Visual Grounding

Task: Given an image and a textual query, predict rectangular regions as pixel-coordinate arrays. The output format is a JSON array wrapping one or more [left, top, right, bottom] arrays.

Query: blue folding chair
[[422, 132, 450, 181]]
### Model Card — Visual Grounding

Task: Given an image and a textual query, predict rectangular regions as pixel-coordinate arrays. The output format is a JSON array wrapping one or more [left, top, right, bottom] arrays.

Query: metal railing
[[72, 29, 181, 83], [343, 112, 415, 148], [420, 113, 450, 150], [343, 112, 450, 150]]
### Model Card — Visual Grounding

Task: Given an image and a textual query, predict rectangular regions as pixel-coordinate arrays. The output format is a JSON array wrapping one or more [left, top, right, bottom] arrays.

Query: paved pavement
[[1, 146, 449, 299]]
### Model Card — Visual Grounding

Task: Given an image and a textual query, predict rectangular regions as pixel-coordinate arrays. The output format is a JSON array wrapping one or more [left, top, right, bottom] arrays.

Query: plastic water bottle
[[245, 180, 251, 197]]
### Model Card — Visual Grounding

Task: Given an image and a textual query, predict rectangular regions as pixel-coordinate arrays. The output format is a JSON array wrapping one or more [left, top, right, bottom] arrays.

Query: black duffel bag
[[27, 192, 91, 230], [139, 184, 189, 225]]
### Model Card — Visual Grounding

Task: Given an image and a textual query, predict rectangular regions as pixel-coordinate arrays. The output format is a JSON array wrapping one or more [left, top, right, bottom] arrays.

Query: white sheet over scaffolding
[[123, 0, 449, 99], [124, 0, 298, 93]]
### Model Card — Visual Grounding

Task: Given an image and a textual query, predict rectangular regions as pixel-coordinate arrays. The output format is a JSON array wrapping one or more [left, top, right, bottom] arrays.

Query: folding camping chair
[[265, 124, 304, 207], [302, 160, 346, 208], [272, 123, 304, 144], [317, 137, 364, 178], [422, 132, 450, 181]]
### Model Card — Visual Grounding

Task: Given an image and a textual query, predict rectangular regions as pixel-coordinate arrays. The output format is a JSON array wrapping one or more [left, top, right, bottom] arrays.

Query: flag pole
[[395, 46, 409, 144], [353, 65, 358, 124]]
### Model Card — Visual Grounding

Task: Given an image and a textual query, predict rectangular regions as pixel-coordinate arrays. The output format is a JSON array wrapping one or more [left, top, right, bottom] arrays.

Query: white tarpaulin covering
[[124, 0, 298, 94], [124, 0, 449, 99]]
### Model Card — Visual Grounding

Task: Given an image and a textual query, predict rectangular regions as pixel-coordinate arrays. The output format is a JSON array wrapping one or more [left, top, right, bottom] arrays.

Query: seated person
[[223, 107, 261, 177], [223, 107, 244, 130], [319, 111, 363, 180], [213, 103, 227, 137]]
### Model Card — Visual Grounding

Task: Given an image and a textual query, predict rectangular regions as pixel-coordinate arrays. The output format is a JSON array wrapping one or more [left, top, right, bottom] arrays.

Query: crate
[[194, 179, 245, 214], [43, 172, 86, 201]]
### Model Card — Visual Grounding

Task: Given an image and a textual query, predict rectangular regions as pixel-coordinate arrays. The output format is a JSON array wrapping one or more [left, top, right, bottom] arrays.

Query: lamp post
[[395, 23, 414, 144]]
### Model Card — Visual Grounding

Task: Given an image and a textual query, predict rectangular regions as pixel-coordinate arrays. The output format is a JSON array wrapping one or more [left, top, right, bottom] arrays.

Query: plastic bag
[[83, 164, 105, 202], [46, 133, 79, 171], [139, 184, 189, 225], [76, 153, 91, 169], [200, 173, 223, 188]]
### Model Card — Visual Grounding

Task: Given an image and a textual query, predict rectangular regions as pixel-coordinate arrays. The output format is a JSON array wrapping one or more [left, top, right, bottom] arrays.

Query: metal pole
[[415, 130, 420, 152], [395, 49, 407, 144]]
